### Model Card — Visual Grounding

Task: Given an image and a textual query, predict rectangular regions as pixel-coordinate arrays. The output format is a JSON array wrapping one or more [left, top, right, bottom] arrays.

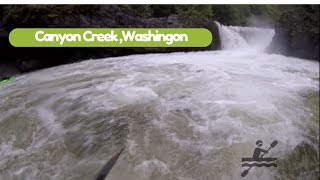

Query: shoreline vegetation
[[0, 5, 319, 78]]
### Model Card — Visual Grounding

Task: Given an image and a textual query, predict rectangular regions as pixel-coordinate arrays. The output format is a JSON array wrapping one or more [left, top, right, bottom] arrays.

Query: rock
[[267, 6, 319, 60], [16, 59, 43, 72], [0, 5, 221, 73], [0, 63, 20, 80]]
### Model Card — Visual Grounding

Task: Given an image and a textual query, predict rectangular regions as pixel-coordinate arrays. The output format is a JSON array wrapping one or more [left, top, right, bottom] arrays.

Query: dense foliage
[[1, 5, 296, 28], [123, 5, 286, 27]]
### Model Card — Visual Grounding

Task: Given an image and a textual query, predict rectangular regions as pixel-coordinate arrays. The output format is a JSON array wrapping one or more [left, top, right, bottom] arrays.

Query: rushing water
[[0, 24, 319, 180]]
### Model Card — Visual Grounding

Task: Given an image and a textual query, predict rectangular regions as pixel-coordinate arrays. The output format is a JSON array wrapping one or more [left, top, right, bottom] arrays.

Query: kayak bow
[[0, 77, 16, 85]]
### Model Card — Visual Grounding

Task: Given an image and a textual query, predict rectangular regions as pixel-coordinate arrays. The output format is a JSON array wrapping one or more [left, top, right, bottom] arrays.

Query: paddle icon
[[95, 147, 125, 180], [241, 140, 278, 177]]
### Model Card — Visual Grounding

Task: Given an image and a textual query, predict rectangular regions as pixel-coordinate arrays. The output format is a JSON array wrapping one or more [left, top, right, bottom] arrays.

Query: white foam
[[134, 159, 170, 178]]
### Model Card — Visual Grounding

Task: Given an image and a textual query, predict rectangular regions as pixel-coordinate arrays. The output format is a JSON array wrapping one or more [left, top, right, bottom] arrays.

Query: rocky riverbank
[[268, 5, 319, 60]]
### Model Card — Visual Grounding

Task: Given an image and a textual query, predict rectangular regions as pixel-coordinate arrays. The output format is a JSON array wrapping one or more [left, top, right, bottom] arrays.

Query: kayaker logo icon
[[241, 140, 278, 177]]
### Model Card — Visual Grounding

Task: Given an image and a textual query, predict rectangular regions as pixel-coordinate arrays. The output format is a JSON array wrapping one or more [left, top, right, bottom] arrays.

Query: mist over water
[[0, 24, 319, 180]]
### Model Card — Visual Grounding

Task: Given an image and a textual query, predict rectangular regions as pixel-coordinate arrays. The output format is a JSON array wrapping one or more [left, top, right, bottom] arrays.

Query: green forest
[[123, 5, 290, 27], [0, 5, 294, 27]]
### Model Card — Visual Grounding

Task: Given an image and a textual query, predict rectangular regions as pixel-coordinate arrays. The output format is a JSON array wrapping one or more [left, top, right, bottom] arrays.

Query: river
[[0, 24, 319, 180]]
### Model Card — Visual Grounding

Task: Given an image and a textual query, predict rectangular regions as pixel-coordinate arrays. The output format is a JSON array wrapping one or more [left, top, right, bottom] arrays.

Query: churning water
[[0, 24, 319, 180]]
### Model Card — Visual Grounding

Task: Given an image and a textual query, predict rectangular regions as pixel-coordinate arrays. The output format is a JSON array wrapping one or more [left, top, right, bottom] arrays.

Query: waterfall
[[216, 22, 275, 51]]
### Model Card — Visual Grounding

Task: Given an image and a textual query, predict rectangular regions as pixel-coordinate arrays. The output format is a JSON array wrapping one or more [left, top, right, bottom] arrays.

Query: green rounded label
[[9, 28, 212, 47]]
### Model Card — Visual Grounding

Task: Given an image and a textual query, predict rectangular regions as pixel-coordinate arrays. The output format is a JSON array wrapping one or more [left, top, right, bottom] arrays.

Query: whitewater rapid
[[0, 25, 319, 180]]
